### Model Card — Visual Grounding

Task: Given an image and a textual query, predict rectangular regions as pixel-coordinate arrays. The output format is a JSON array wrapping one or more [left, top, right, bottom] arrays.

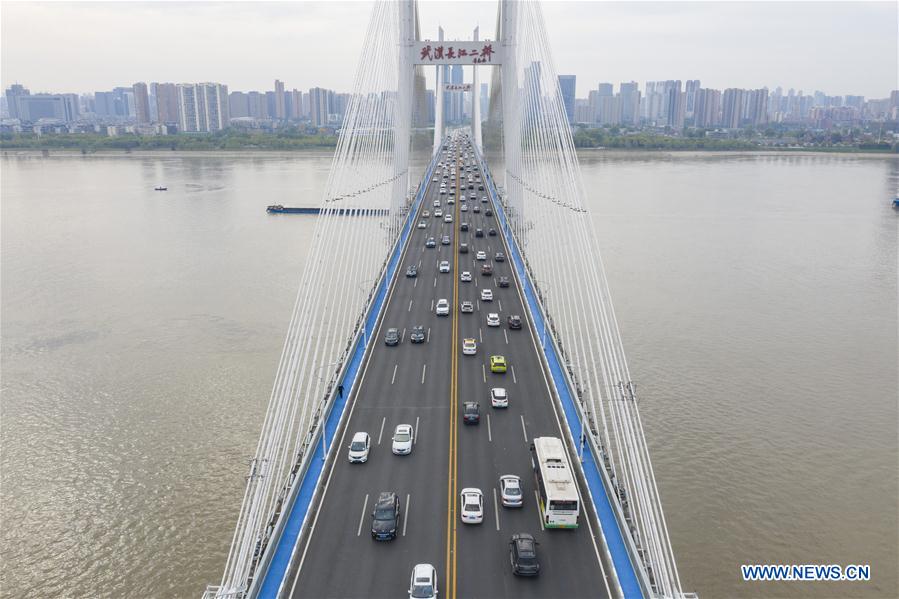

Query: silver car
[[499, 474, 523, 507]]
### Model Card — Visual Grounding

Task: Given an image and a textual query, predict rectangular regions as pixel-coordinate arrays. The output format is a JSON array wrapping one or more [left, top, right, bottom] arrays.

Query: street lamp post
[[357, 277, 380, 348], [314, 360, 343, 461], [533, 278, 551, 350]]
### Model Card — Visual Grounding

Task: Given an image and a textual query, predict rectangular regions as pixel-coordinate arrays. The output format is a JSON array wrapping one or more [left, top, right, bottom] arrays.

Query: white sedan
[[491, 387, 508, 408], [436, 298, 449, 316], [486, 313, 500, 327], [434, 209, 443, 217], [460, 488, 484, 524], [480, 288, 493, 302], [409, 564, 438, 599], [460, 271, 472, 282], [444, 214, 453, 223], [418, 221, 427, 229], [476, 251, 487, 261], [439, 260, 450, 273], [462, 338, 477, 355], [391, 424, 414, 455], [499, 475, 523, 508]]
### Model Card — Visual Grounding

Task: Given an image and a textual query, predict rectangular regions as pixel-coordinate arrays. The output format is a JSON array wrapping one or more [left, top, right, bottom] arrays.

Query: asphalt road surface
[[284, 135, 613, 599]]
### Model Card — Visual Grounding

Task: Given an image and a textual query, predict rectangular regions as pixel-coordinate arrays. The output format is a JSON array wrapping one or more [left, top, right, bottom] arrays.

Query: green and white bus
[[530, 436, 579, 529]]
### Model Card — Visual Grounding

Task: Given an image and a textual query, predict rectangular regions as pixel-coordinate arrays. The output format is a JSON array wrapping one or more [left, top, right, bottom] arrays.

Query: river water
[[1, 150, 896, 599]]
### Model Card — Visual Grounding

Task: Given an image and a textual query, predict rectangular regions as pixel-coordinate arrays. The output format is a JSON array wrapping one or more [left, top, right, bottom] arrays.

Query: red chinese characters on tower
[[419, 45, 432, 61], [434, 45, 444, 60]]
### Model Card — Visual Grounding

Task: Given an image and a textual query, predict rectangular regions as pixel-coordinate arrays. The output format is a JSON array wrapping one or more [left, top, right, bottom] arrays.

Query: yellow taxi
[[489, 355, 507, 373]]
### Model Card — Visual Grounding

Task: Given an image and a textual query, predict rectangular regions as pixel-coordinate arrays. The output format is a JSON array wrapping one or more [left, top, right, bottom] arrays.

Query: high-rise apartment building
[[229, 91, 250, 118], [744, 88, 768, 127], [154, 83, 180, 124], [289, 89, 303, 120], [309, 87, 334, 126], [177, 82, 229, 132], [693, 88, 721, 127], [619, 81, 640, 125], [684, 79, 700, 118], [132, 82, 151, 124], [722, 88, 745, 128], [274, 80, 285, 120], [597, 82, 613, 97], [557, 75, 576, 124]]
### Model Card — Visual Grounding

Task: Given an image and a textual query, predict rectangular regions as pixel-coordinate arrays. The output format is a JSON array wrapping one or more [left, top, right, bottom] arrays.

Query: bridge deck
[[282, 135, 613, 599]]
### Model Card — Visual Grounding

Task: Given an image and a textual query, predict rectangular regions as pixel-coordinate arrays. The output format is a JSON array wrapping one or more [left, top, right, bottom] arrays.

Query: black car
[[460, 222, 469, 231], [498, 276, 510, 288], [459, 243, 469, 254], [468, 184, 474, 190], [475, 228, 484, 238], [441, 235, 451, 246], [488, 228, 497, 237], [384, 328, 400, 346], [494, 252, 506, 262], [425, 237, 436, 248], [463, 402, 480, 424], [410, 325, 426, 343], [508, 315, 522, 330], [510, 533, 540, 576], [371, 492, 401, 541], [406, 265, 418, 277], [485, 208, 493, 217], [478, 185, 484, 190], [481, 264, 493, 276]]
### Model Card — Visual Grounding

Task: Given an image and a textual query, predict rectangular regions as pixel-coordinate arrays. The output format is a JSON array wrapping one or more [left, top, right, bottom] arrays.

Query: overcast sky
[[1, 1, 895, 99]]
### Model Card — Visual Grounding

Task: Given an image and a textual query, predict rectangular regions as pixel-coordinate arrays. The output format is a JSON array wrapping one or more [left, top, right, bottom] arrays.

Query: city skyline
[[1, 1, 895, 99]]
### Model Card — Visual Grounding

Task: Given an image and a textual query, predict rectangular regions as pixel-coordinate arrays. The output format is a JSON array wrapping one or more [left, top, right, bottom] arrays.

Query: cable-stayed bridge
[[204, 1, 691, 597]]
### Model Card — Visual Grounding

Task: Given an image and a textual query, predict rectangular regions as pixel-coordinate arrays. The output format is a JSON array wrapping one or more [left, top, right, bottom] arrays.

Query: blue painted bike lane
[[474, 147, 644, 599], [256, 147, 444, 599]]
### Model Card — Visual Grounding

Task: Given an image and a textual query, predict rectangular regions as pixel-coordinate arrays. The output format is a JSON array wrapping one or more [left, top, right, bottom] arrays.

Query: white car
[[460, 271, 472, 282], [460, 488, 484, 524], [439, 188, 447, 195], [462, 338, 477, 355], [460, 300, 474, 313], [434, 199, 441, 207], [434, 209, 443, 217], [461, 204, 468, 212], [435, 298, 449, 316], [476, 251, 487, 261], [391, 424, 414, 455], [491, 387, 508, 408], [447, 197, 454, 204], [499, 475, 523, 507], [347, 431, 371, 463], [439, 260, 450, 273], [486, 313, 500, 327], [409, 564, 438, 599], [444, 214, 453, 223], [481, 288, 493, 302], [418, 221, 427, 229]]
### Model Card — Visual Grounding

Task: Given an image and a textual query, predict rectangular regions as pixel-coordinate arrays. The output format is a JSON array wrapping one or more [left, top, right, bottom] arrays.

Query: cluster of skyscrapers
[[1, 80, 361, 134], [3, 75, 896, 136], [561, 77, 898, 129]]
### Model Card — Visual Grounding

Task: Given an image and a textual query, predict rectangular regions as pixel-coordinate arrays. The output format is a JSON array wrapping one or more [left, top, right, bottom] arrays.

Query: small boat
[[154, 186, 168, 191]]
